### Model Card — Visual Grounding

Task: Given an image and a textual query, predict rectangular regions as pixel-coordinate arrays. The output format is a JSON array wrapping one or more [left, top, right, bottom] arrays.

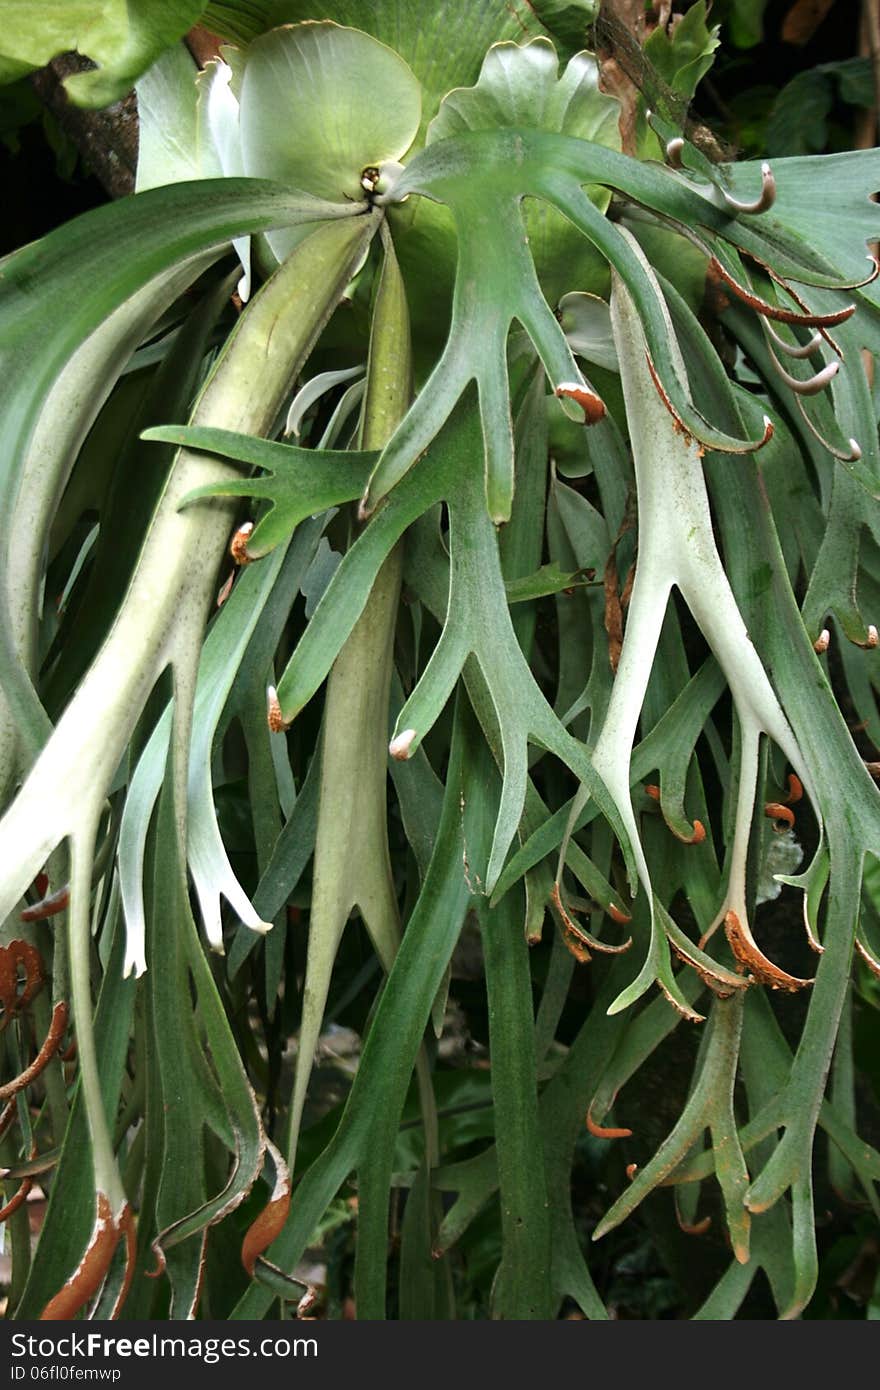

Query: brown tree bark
[[30, 54, 138, 200]]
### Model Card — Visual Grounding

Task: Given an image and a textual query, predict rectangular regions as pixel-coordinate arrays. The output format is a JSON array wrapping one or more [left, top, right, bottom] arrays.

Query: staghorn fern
[[1, 2, 879, 1322]]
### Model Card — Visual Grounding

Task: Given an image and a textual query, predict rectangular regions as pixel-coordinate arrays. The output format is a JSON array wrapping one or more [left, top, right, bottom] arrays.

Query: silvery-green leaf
[[285, 364, 364, 437], [137, 50, 253, 299], [200, 58, 252, 298], [135, 44, 210, 191], [427, 38, 619, 166], [559, 291, 618, 372], [240, 22, 421, 263], [427, 39, 620, 304]]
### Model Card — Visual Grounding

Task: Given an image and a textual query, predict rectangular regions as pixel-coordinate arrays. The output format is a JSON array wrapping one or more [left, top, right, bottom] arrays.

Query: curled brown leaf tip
[[724, 910, 813, 991], [607, 902, 632, 925], [586, 1105, 632, 1140], [677, 1213, 712, 1237], [644, 783, 661, 801], [230, 521, 254, 566], [671, 818, 706, 845], [666, 934, 746, 999], [0, 940, 45, 1023], [785, 774, 803, 804], [241, 1139, 291, 1277], [625, 1163, 638, 1181], [554, 382, 606, 424], [551, 883, 631, 961], [562, 927, 592, 964], [0, 1175, 32, 1222], [853, 624, 878, 649], [21, 885, 70, 922], [813, 628, 830, 653], [109, 1205, 137, 1319], [241, 1184, 292, 1277], [0, 1139, 36, 1223], [764, 801, 795, 831], [0, 1000, 69, 1101], [40, 1193, 133, 1320]]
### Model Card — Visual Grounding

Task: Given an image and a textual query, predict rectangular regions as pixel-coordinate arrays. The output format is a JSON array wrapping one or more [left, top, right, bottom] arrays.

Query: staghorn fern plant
[[1, 0, 879, 1321]]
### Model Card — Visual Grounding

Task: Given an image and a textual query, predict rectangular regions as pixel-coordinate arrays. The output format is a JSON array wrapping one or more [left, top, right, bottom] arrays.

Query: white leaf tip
[[389, 728, 417, 760]]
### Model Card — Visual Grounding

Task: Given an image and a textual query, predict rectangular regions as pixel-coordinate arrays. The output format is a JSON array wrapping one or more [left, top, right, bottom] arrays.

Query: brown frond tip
[[40, 1193, 135, 1320], [724, 910, 813, 991], [644, 784, 704, 842], [0, 939, 45, 1021], [0, 1138, 37, 1223], [550, 883, 632, 961], [21, 885, 70, 922], [607, 902, 632, 925], [852, 624, 878, 650], [551, 883, 591, 962], [266, 685, 289, 734], [230, 520, 254, 566], [563, 927, 592, 964], [241, 1141, 292, 1277], [554, 382, 606, 425], [677, 1212, 712, 1237], [764, 801, 795, 832], [586, 1104, 632, 1141], [242, 1196, 291, 1276], [814, 628, 830, 653], [0, 1000, 68, 1102], [785, 774, 803, 804], [671, 818, 706, 845]]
